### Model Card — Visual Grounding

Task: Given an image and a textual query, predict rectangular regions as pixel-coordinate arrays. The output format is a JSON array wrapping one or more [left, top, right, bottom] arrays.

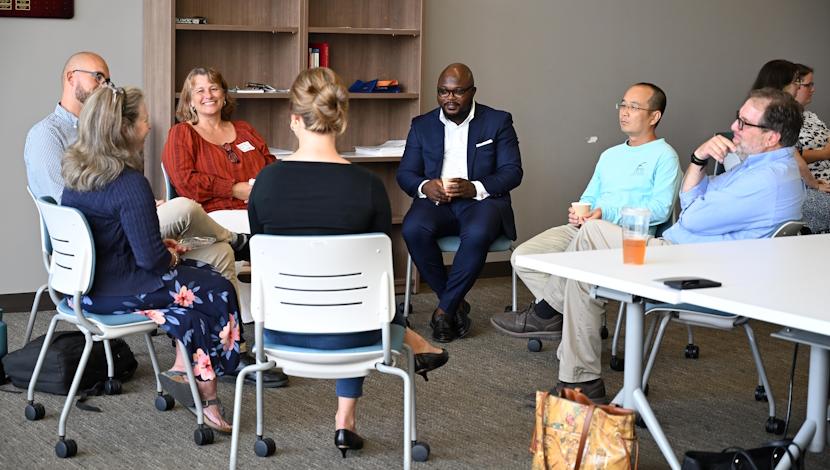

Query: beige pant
[[156, 197, 237, 283], [547, 220, 671, 382], [511, 224, 579, 302]]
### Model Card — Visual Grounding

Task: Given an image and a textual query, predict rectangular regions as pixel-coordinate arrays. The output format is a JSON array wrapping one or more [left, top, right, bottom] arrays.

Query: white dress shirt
[[418, 101, 489, 200]]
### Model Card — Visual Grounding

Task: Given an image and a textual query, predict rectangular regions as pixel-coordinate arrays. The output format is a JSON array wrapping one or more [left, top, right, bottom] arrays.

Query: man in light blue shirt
[[543, 87, 804, 402], [492, 83, 680, 344]]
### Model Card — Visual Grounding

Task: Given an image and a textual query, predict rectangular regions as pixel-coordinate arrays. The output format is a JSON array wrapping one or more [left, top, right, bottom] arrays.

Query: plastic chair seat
[[57, 299, 155, 328], [645, 302, 737, 318]]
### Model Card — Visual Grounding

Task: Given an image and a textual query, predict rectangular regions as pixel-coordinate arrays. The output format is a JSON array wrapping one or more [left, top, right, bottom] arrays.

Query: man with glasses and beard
[[529, 87, 804, 404], [23, 51, 289, 388], [397, 63, 523, 343]]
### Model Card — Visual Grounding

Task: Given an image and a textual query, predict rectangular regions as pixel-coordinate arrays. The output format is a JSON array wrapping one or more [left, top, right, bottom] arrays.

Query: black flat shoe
[[334, 429, 364, 458], [430, 311, 457, 343], [414, 348, 449, 381]]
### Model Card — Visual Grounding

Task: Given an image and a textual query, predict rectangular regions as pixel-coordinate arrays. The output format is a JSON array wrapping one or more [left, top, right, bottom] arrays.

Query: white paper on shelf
[[269, 148, 294, 159], [353, 139, 406, 156]]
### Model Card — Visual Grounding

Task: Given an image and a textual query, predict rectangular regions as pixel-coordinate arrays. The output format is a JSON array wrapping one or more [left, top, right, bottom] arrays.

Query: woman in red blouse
[[162, 67, 275, 212]]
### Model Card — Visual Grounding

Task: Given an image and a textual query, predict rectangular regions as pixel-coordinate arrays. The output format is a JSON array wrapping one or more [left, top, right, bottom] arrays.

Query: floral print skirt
[[80, 260, 241, 381]]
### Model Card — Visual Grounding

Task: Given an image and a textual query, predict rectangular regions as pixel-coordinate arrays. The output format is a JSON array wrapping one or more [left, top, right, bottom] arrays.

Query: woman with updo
[[248, 67, 448, 457]]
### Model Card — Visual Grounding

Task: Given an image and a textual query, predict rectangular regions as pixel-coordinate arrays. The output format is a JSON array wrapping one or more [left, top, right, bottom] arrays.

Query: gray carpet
[[0, 277, 827, 469]]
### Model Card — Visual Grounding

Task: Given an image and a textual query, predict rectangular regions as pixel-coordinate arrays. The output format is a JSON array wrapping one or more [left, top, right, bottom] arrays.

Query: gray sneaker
[[490, 302, 562, 338]]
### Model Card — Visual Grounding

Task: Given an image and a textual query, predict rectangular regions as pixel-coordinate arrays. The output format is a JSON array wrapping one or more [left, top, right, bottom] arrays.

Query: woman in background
[[62, 85, 239, 434], [163, 67, 275, 212], [794, 63, 830, 232], [248, 68, 448, 457]]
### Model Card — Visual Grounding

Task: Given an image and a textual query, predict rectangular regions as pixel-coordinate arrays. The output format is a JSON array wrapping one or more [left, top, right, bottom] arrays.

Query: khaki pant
[[511, 224, 579, 302], [156, 197, 237, 283], [548, 220, 672, 382]]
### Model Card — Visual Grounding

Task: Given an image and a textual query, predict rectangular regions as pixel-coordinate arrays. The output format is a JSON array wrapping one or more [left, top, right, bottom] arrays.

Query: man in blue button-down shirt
[[543, 87, 804, 403]]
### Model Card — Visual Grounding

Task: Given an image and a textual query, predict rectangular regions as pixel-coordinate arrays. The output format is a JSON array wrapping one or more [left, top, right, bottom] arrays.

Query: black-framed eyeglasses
[[615, 102, 654, 112], [437, 86, 473, 99], [73, 69, 111, 86], [734, 111, 771, 131], [222, 143, 240, 163], [798, 81, 815, 90]]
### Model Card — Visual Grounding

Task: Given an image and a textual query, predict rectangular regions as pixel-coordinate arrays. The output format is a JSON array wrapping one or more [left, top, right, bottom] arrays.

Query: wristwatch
[[690, 153, 709, 167]]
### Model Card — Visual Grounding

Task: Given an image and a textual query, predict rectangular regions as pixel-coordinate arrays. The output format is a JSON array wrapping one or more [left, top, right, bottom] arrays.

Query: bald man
[[23, 51, 289, 387], [397, 63, 523, 343]]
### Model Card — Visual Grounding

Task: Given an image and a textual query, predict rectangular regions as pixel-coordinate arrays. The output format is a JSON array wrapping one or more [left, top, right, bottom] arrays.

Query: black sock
[[533, 300, 560, 319]]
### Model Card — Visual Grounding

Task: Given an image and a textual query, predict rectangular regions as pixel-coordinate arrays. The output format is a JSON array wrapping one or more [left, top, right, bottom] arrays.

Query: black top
[[248, 161, 391, 236]]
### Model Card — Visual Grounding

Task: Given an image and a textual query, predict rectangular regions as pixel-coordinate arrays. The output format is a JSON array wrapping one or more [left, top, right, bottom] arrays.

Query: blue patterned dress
[[62, 169, 240, 380]]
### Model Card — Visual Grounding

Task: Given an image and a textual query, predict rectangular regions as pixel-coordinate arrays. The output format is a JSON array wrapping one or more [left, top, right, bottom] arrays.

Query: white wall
[[0, 0, 142, 294], [423, 0, 830, 250]]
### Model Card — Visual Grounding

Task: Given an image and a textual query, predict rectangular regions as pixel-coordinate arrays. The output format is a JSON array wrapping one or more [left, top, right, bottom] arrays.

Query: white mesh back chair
[[229, 233, 429, 470], [637, 220, 808, 435], [24, 187, 55, 344], [207, 209, 254, 324], [402, 234, 517, 317], [25, 197, 213, 459]]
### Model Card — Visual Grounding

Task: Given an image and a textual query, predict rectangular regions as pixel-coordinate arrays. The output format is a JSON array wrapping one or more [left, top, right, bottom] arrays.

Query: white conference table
[[516, 234, 830, 469]]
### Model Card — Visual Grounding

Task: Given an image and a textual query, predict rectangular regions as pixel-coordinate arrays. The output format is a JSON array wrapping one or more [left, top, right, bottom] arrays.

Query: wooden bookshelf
[[143, 0, 423, 292]]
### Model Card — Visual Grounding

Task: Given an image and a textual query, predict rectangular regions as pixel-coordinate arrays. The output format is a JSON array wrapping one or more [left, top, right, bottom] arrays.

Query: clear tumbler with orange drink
[[621, 207, 650, 265]]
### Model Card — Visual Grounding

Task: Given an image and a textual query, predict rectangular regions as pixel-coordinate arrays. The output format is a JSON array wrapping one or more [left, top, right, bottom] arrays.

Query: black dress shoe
[[413, 348, 449, 381], [220, 351, 289, 388], [334, 429, 364, 458], [430, 310, 457, 343], [457, 299, 471, 316], [455, 309, 472, 339]]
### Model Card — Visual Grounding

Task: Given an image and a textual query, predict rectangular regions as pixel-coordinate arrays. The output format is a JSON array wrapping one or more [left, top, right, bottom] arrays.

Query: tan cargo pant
[[544, 219, 671, 382], [156, 197, 237, 284], [510, 224, 580, 302]]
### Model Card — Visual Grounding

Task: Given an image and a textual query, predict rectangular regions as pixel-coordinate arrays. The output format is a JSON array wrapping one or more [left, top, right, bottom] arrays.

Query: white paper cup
[[571, 202, 591, 217]]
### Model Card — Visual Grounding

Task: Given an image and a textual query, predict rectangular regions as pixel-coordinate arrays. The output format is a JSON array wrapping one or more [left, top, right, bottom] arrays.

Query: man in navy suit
[[398, 63, 523, 343]]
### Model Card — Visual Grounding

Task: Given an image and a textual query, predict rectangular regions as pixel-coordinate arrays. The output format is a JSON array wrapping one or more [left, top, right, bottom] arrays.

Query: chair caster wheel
[[412, 441, 431, 462], [600, 326, 609, 340], [643, 384, 649, 396], [684, 344, 700, 359], [254, 437, 276, 457], [635, 415, 647, 429], [104, 378, 122, 395], [765, 417, 785, 435], [55, 438, 78, 458], [155, 393, 175, 411], [150, 329, 160, 336], [504, 305, 515, 313], [527, 338, 543, 352], [25, 402, 45, 421], [194, 427, 215, 445], [754, 385, 768, 402], [609, 356, 624, 372]]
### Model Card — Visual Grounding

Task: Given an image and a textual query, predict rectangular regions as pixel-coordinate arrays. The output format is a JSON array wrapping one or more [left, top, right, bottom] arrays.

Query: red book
[[309, 42, 329, 68]]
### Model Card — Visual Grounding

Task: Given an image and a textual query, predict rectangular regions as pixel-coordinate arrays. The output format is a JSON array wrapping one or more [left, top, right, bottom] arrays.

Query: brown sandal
[[188, 398, 232, 434]]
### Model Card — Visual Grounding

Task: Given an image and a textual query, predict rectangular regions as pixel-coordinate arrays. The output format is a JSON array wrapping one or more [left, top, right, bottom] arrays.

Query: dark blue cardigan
[[62, 169, 172, 296]]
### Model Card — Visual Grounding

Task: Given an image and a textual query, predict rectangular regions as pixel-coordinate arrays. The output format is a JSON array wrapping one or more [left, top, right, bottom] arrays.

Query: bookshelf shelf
[[308, 27, 419, 36], [175, 24, 299, 34]]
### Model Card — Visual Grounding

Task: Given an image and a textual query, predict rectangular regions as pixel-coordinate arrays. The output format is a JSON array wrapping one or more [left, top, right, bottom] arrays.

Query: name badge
[[236, 141, 255, 152]]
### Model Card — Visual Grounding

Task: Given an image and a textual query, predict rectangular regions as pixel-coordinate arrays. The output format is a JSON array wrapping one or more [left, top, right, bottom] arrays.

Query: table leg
[[623, 300, 681, 470]]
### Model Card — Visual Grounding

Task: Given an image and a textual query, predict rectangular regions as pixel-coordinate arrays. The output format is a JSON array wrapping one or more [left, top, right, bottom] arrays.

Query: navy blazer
[[396, 103, 523, 239]]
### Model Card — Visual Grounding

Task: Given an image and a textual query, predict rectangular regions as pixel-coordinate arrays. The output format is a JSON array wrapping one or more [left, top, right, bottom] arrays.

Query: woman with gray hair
[[61, 85, 239, 434]]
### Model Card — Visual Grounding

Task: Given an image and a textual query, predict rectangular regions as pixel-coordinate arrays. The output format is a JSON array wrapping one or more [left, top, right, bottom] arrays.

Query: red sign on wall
[[0, 0, 74, 19]]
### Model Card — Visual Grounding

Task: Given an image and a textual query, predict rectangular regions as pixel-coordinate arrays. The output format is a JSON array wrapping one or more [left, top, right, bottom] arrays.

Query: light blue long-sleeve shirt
[[24, 103, 78, 203], [662, 147, 804, 244], [579, 138, 680, 232]]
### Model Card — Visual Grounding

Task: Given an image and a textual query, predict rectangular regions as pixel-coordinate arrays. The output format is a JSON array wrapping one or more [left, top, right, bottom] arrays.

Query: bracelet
[[690, 153, 709, 167], [170, 251, 180, 268]]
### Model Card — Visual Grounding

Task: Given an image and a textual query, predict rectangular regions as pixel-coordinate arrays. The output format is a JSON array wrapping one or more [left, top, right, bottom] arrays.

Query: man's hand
[[693, 134, 736, 164], [422, 179, 450, 205], [443, 178, 477, 199], [232, 181, 253, 202], [163, 238, 190, 254], [568, 207, 602, 226]]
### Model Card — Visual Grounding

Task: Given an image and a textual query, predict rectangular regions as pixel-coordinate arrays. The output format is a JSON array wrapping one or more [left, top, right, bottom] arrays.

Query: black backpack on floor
[[1, 331, 138, 395]]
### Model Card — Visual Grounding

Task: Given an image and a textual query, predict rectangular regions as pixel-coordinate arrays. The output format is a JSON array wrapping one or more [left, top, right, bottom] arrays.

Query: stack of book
[[308, 42, 329, 68]]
